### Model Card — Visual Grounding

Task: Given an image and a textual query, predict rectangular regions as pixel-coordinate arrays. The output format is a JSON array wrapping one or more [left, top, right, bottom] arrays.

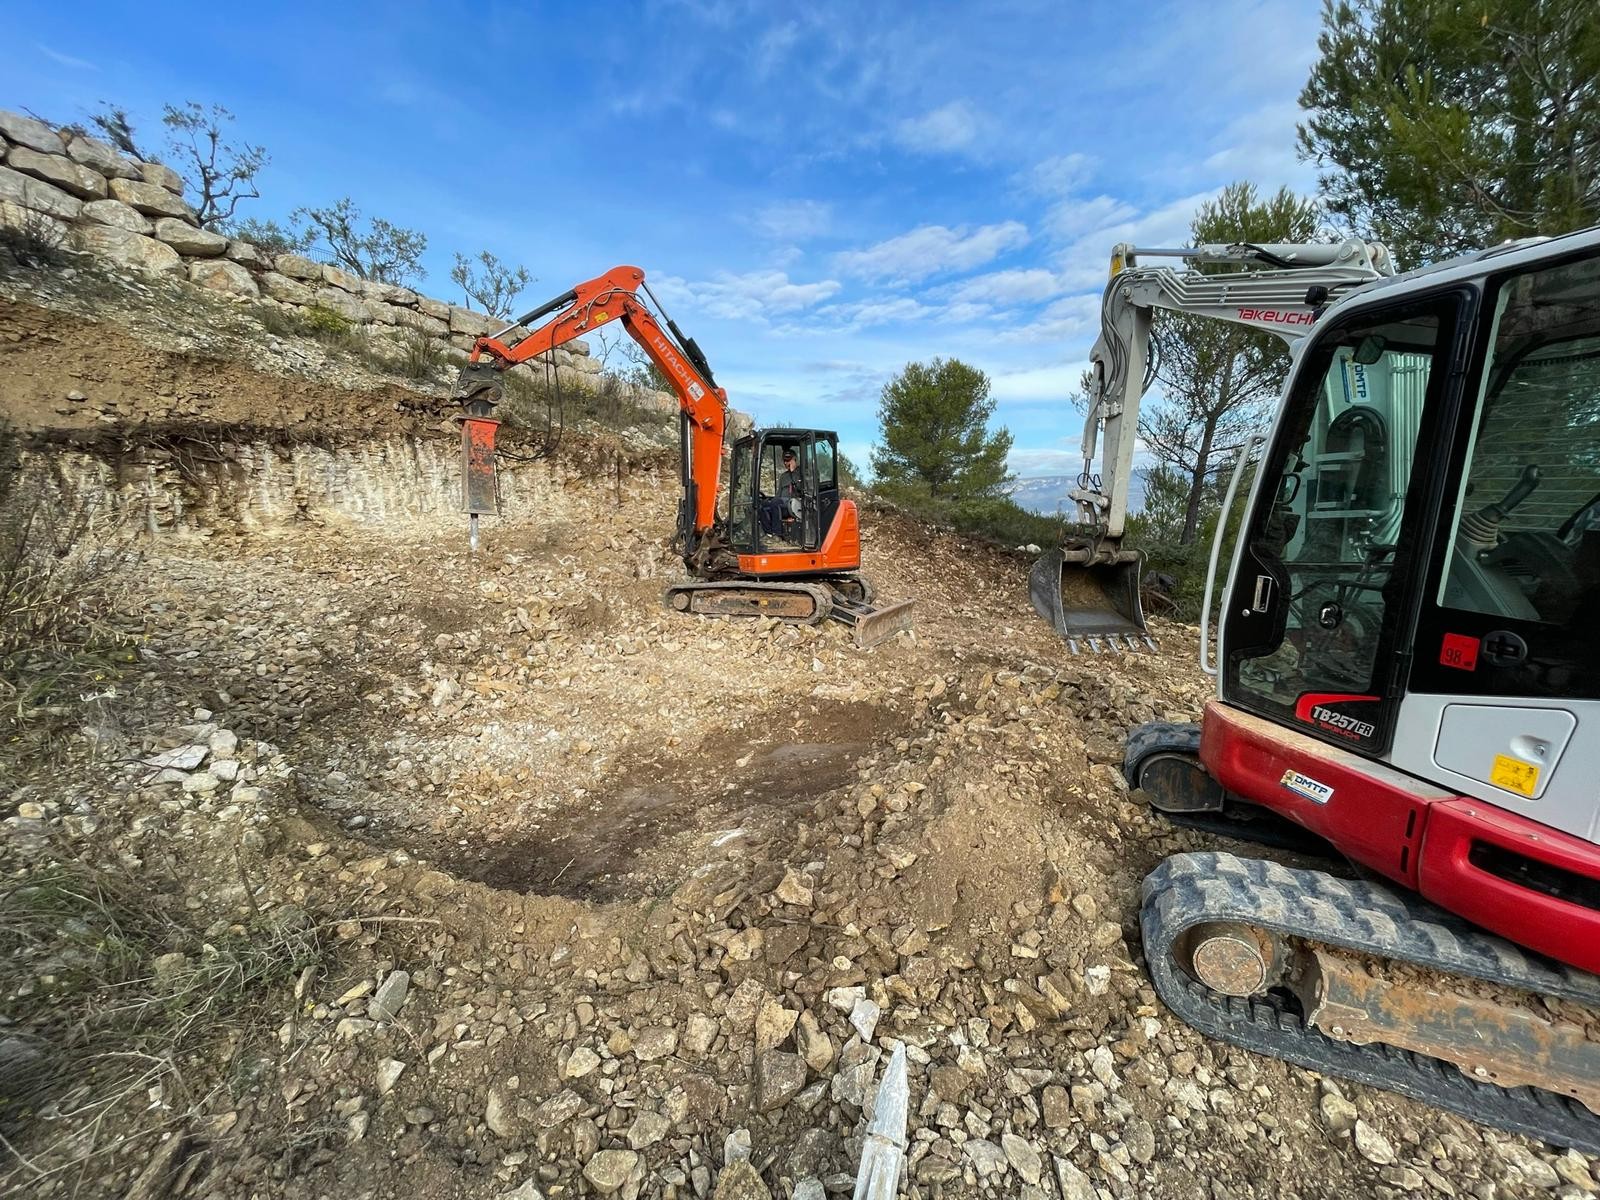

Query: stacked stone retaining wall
[[0, 108, 649, 403]]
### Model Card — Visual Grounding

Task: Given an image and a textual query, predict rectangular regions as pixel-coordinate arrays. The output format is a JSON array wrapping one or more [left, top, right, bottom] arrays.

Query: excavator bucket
[[1029, 547, 1152, 652]]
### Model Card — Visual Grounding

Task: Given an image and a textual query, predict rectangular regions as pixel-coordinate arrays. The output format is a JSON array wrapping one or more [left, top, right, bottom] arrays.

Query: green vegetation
[[871, 358, 1013, 503], [1300, 0, 1600, 263], [1141, 182, 1318, 547]]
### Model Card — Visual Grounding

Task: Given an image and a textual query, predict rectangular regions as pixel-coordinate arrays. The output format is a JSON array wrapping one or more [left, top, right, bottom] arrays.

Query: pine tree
[[871, 358, 1013, 501]]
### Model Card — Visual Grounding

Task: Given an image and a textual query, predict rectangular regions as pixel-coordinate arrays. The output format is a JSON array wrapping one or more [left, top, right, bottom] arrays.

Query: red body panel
[[1200, 700, 1600, 975]]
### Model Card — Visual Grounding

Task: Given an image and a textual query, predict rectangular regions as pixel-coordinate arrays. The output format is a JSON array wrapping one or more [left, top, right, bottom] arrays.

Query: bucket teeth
[[1029, 546, 1154, 649]]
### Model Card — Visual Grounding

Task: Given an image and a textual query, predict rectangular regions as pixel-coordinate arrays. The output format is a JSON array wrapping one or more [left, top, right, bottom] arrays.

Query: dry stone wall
[[0, 108, 625, 399]]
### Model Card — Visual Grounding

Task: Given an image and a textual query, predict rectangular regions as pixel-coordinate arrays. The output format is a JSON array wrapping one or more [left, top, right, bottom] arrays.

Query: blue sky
[[5, 0, 1324, 477]]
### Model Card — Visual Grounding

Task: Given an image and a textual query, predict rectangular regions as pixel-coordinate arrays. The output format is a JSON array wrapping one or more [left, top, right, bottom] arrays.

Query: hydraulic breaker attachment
[[452, 363, 504, 552], [1029, 544, 1151, 653]]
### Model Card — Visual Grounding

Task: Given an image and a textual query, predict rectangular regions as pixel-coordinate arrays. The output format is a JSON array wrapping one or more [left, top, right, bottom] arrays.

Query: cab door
[[1221, 292, 1468, 756], [796, 434, 822, 550]]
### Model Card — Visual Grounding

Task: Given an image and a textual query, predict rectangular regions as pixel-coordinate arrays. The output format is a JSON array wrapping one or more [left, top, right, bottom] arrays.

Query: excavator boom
[[1033, 239, 1394, 650]]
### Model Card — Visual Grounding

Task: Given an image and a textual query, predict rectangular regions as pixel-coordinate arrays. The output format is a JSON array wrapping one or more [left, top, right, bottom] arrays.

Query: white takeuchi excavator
[[1038, 231, 1600, 1151]]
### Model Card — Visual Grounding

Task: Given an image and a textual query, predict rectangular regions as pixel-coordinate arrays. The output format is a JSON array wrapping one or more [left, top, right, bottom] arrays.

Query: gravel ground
[[2, 255, 1597, 1200]]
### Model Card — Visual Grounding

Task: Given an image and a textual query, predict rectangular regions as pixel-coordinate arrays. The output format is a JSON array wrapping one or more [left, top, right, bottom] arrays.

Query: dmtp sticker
[[1280, 769, 1335, 805]]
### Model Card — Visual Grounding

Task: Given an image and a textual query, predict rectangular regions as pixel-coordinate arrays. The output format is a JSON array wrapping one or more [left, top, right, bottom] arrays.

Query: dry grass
[[0, 426, 140, 733], [0, 847, 323, 1188]]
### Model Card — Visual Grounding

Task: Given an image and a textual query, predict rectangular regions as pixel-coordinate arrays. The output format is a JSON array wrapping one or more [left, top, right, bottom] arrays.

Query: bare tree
[[87, 103, 147, 159], [293, 198, 427, 285], [450, 251, 533, 318], [161, 103, 268, 230]]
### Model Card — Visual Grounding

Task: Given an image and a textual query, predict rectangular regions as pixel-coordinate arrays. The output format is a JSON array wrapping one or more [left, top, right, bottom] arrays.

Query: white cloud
[[893, 100, 982, 154], [655, 269, 841, 321], [946, 268, 1063, 306], [1202, 101, 1316, 191], [1008, 448, 1089, 477], [750, 199, 833, 241], [1024, 153, 1094, 197], [995, 293, 1103, 345], [990, 362, 1093, 403], [37, 43, 96, 70], [834, 221, 1029, 284], [1043, 194, 1138, 242]]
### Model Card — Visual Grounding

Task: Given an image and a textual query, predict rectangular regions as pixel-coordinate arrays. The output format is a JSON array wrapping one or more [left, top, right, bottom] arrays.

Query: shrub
[[299, 304, 355, 344]]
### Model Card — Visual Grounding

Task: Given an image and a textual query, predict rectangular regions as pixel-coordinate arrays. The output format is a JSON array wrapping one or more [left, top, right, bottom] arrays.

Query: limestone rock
[[225, 239, 266, 267], [81, 198, 153, 234], [1319, 1092, 1358, 1134], [963, 1139, 1009, 1178], [0, 165, 83, 221], [485, 1085, 525, 1139], [755, 1050, 807, 1112], [685, 1013, 719, 1055], [108, 177, 193, 219], [1002, 1133, 1043, 1186], [532, 1088, 584, 1128], [189, 259, 259, 297], [1353, 1120, 1396, 1165], [626, 1109, 670, 1149], [275, 253, 322, 280], [313, 287, 372, 324], [72, 225, 182, 275], [0, 201, 67, 241], [849, 996, 880, 1043], [564, 1046, 601, 1078], [711, 1160, 771, 1200], [393, 306, 449, 337], [632, 1025, 678, 1061], [376, 1058, 405, 1095], [67, 134, 139, 178], [582, 1149, 638, 1195], [5, 146, 107, 199], [154, 217, 227, 256], [363, 279, 417, 305], [754, 997, 799, 1052], [260, 272, 314, 304], [774, 868, 813, 907], [137, 160, 185, 193], [369, 969, 410, 1021], [794, 1012, 834, 1073], [449, 304, 498, 337], [321, 263, 364, 293], [0, 110, 64, 154], [1055, 1158, 1096, 1200]]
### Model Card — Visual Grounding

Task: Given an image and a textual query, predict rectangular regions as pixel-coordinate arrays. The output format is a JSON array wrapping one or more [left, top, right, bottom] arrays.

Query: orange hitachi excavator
[[451, 265, 913, 647]]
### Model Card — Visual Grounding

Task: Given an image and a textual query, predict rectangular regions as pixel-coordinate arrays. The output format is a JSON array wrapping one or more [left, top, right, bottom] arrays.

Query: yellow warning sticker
[[1489, 754, 1540, 798]]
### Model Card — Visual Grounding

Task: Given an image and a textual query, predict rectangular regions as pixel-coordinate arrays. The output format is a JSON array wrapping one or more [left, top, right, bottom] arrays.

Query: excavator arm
[[1033, 238, 1395, 649], [454, 265, 729, 561]]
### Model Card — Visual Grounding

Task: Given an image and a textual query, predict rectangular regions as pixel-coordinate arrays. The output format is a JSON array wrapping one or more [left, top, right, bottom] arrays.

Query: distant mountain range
[[1005, 473, 1148, 516]]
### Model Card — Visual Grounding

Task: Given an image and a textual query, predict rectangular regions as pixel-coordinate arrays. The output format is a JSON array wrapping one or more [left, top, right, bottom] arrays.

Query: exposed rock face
[[136, 160, 185, 193], [81, 198, 154, 234], [71, 225, 183, 275], [0, 165, 83, 221], [6, 145, 108, 200], [0, 109, 64, 153], [108, 177, 194, 219], [66, 134, 140, 178], [154, 217, 228, 257]]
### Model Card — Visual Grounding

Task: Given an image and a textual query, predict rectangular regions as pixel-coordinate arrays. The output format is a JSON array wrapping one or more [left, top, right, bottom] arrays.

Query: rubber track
[[1141, 851, 1600, 1153], [663, 580, 833, 624]]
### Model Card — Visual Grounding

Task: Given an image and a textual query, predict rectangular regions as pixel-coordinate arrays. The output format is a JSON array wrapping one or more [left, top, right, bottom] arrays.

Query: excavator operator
[[761, 447, 804, 539]]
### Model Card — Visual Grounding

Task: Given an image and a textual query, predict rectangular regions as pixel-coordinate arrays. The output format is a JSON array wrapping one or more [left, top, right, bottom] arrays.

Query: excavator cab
[[725, 428, 842, 555]]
